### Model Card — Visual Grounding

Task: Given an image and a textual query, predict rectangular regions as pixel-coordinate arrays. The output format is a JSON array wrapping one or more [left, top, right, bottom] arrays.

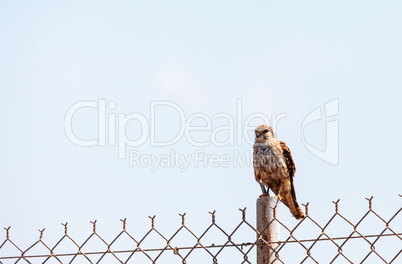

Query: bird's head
[[254, 125, 275, 143]]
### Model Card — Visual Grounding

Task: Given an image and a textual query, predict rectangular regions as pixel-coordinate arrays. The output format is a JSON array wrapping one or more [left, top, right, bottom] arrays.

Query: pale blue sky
[[1, 1, 401, 262]]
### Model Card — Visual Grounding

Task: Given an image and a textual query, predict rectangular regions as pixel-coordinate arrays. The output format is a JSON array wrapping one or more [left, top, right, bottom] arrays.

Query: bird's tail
[[290, 199, 304, 220], [281, 186, 305, 220]]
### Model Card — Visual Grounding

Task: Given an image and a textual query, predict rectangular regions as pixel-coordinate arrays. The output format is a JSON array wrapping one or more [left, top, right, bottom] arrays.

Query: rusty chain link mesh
[[0, 195, 401, 264]]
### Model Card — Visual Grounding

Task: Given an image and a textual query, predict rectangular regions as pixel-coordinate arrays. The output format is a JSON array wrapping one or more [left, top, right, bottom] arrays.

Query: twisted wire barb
[[0, 196, 400, 263]]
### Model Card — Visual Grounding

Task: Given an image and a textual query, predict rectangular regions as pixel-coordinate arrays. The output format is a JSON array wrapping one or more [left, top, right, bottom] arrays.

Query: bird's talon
[[276, 194, 282, 200]]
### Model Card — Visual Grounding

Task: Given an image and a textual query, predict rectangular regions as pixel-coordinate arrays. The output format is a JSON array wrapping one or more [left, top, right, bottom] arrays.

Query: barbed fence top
[[0, 195, 401, 264]]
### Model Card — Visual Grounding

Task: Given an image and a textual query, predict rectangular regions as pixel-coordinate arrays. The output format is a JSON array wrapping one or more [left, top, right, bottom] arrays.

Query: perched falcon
[[253, 125, 304, 220]]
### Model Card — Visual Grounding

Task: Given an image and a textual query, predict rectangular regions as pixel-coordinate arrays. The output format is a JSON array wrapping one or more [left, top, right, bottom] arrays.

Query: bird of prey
[[253, 125, 304, 220]]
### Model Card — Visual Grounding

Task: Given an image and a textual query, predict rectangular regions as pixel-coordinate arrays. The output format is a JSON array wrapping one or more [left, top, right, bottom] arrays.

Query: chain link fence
[[0, 195, 401, 264]]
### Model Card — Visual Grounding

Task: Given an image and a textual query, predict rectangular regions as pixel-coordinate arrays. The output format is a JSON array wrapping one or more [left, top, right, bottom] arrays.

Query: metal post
[[257, 196, 280, 264]]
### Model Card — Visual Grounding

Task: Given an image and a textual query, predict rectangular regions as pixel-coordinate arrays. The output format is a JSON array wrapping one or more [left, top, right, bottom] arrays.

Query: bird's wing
[[280, 141, 304, 219], [280, 141, 296, 178]]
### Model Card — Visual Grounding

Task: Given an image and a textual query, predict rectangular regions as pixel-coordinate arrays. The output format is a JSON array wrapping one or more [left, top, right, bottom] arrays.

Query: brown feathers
[[253, 126, 304, 220]]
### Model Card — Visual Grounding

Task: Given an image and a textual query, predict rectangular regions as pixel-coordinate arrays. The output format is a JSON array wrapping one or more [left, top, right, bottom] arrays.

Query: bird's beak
[[256, 133, 261, 138]]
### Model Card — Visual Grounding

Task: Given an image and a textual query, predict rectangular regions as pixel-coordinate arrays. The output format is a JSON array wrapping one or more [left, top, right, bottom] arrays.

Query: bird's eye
[[263, 129, 269, 133]]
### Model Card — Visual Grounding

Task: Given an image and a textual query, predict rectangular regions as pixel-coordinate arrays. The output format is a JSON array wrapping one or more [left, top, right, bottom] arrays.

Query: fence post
[[257, 196, 280, 264]]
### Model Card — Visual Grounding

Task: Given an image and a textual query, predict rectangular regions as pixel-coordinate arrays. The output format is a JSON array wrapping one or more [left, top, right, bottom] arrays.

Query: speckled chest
[[253, 140, 288, 182]]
